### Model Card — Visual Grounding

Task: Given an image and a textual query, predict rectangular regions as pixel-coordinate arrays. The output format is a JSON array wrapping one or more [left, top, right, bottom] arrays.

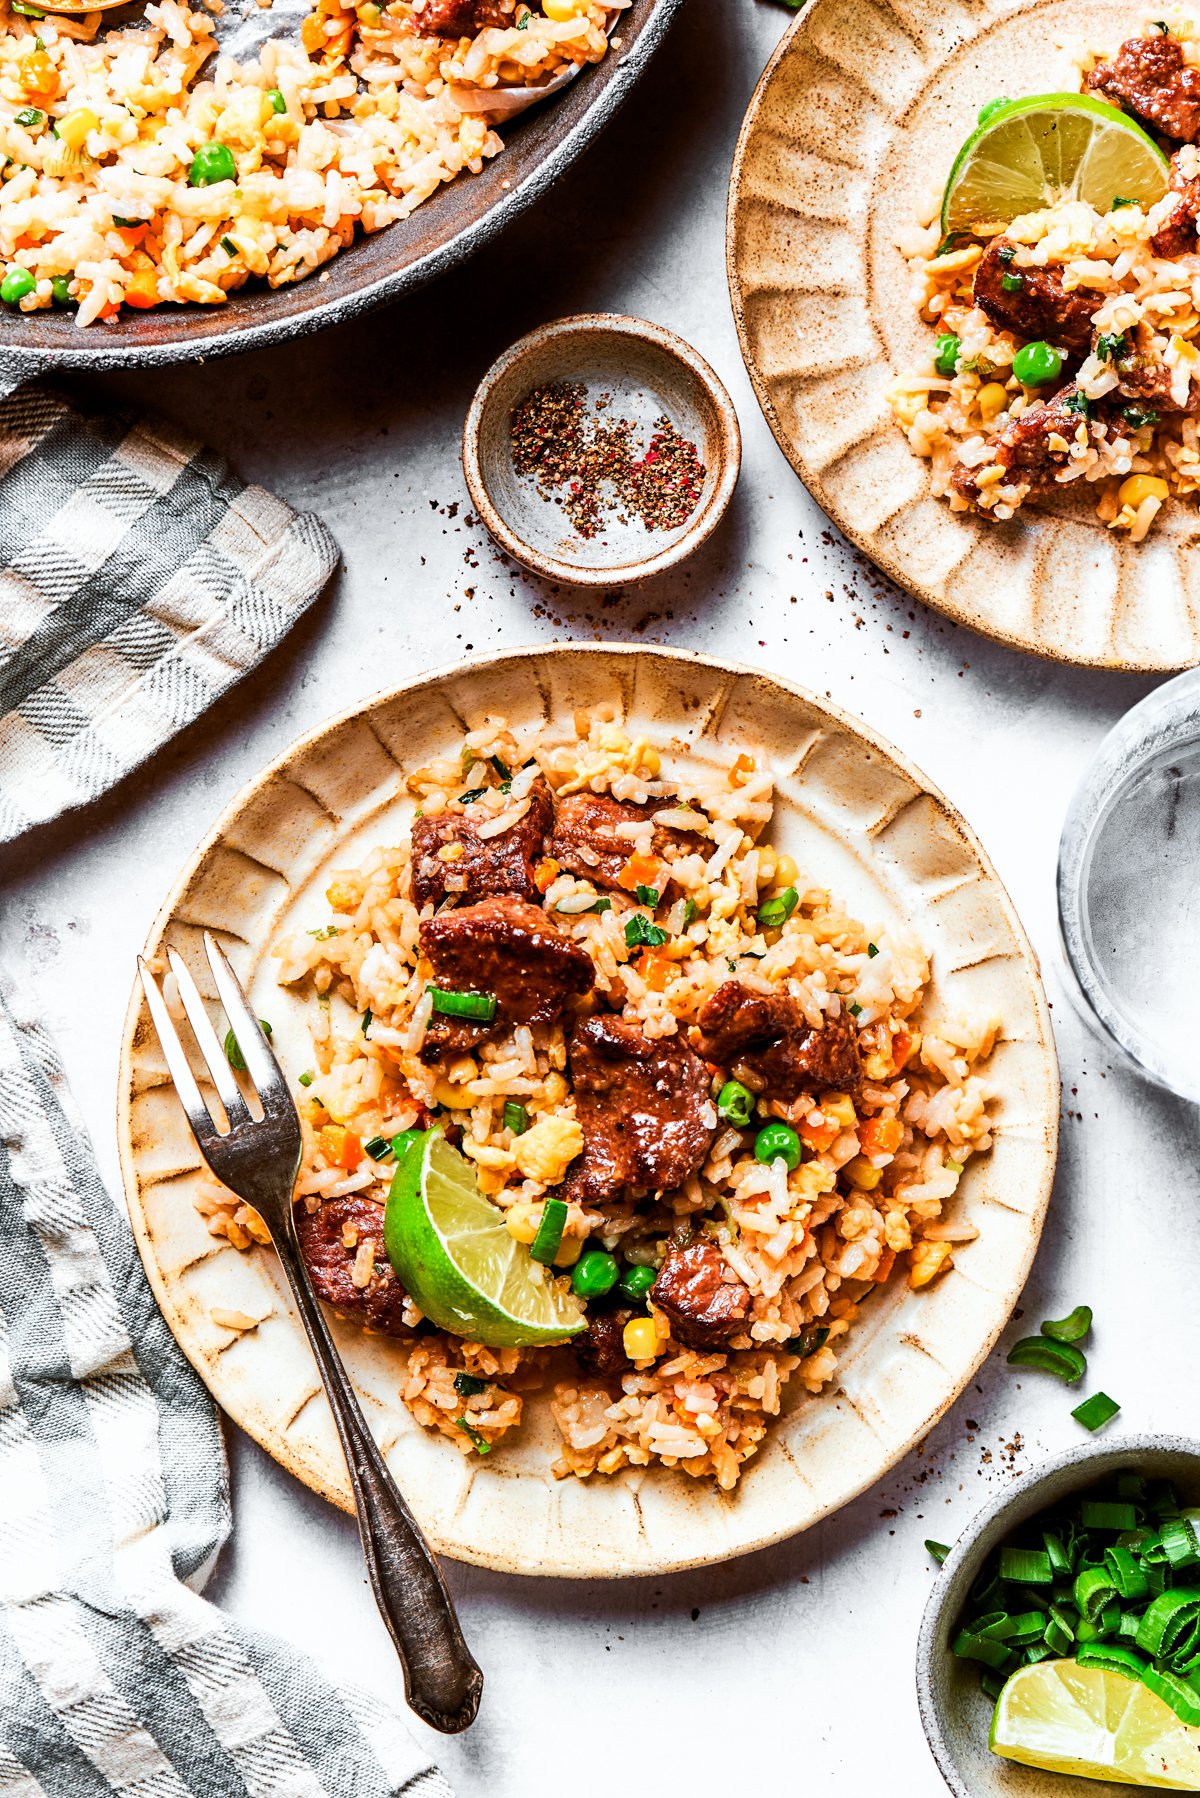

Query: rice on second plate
[[0, 0, 619, 324], [890, 14, 1200, 539], [198, 709, 998, 1490]]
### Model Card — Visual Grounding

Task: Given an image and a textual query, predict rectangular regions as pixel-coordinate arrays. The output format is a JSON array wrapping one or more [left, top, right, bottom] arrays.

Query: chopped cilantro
[[635, 884, 660, 908], [1096, 332, 1128, 361], [625, 914, 668, 950], [454, 1372, 489, 1398], [1122, 404, 1159, 429], [1111, 195, 1135, 209], [997, 243, 1017, 265]]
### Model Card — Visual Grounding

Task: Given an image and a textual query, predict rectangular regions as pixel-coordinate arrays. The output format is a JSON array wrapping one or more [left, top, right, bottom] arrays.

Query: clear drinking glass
[[1058, 667, 1200, 1104]]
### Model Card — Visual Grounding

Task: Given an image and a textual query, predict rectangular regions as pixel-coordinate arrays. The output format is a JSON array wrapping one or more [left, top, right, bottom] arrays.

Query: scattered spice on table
[[509, 380, 707, 539]]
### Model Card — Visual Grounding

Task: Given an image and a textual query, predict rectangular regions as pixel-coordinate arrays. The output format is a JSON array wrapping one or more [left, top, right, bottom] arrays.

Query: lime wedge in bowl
[[990, 1659, 1200, 1788], [941, 93, 1170, 236], [383, 1129, 584, 1347]]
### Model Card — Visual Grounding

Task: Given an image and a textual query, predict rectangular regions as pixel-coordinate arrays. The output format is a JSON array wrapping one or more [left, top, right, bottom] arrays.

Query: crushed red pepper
[[509, 380, 707, 539]]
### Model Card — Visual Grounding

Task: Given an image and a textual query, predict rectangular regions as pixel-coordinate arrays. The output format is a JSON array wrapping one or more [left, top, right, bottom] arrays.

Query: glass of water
[[1058, 668, 1200, 1104]]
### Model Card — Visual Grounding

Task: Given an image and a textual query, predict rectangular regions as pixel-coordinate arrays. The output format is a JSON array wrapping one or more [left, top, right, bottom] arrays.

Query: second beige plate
[[118, 645, 1058, 1577], [728, 0, 1200, 670]]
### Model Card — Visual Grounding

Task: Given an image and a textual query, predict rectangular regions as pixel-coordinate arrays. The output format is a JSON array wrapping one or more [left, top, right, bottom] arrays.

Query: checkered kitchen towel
[[0, 380, 338, 845], [0, 967, 453, 1798]]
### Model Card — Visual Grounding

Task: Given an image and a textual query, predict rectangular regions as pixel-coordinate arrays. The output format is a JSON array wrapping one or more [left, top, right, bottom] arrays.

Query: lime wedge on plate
[[990, 1660, 1200, 1788], [383, 1129, 584, 1347], [941, 93, 1170, 235]]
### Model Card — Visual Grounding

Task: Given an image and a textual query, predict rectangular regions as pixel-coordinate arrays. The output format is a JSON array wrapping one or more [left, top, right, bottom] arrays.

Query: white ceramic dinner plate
[[118, 645, 1058, 1577], [728, 0, 1200, 670]]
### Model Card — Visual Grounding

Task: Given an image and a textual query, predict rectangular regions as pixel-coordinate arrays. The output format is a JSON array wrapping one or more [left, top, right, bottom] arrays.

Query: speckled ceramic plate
[[117, 645, 1058, 1577], [728, 0, 1200, 671]]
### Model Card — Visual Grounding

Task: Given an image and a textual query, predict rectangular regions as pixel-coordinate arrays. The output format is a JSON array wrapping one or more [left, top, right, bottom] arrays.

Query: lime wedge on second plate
[[941, 93, 1170, 235], [383, 1129, 584, 1347], [990, 1660, 1200, 1788]]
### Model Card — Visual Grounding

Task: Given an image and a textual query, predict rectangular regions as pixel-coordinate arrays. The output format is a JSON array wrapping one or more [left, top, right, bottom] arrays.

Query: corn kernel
[[823, 1092, 856, 1129], [844, 1155, 882, 1191], [58, 107, 98, 150], [542, 0, 586, 15], [623, 1316, 659, 1362], [909, 1240, 954, 1289], [773, 853, 799, 889], [554, 1235, 583, 1268], [1118, 474, 1169, 508], [637, 745, 661, 777], [504, 1201, 540, 1245], [977, 382, 1009, 425], [893, 391, 924, 427]]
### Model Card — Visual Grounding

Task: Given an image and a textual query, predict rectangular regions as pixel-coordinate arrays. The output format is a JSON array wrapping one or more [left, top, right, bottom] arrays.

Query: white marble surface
[[5, 1, 1199, 1791]]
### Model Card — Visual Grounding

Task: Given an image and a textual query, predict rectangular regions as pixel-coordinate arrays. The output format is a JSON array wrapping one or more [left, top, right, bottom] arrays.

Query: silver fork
[[138, 931, 483, 1735]]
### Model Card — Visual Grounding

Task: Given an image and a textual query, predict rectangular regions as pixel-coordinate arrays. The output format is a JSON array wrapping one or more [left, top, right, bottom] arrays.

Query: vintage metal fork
[[139, 931, 483, 1735]]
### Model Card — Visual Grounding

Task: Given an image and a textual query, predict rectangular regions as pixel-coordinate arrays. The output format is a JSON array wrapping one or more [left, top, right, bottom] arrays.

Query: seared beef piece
[[949, 382, 1100, 507], [573, 1307, 633, 1378], [550, 793, 708, 893], [413, 0, 512, 34], [973, 238, 1100, 356], [651, 1242, 751, 1349], [420, 895, 594, 1059], [411, 774, 553, 909], [294, 1195, 415, 1337], [1152, 149, 1200, 253], [563, 1015, 716, 1205], [1088, 33, 1200, 144], [1112, 328, 1200, 414], [694, 980, 863, 1100]]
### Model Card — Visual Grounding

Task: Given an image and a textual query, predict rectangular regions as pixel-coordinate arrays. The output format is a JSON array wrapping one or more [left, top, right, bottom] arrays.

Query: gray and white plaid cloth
[[0, 382, 338, 845], [0, 385, 454, 1796]]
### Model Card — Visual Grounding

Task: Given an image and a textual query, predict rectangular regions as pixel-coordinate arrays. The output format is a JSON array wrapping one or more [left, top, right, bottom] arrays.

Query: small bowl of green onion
[[916, 1436, 1200, 1796]]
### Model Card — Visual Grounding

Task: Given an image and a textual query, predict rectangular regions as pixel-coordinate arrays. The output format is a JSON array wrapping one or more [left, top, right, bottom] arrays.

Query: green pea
[[1, 267, 35, 305], [266, 88, 287, 113], [977, 95, 1010, 125], [1011, 340, 1064, 387], [571, 1249, 620, 1300], [618, 1264, 657, 1304], [188, 141, 237, 187], [50, 275, 72, 305], [716, 1079, 755, 1128], [934, 333, 961, 377], [753, 1121, 802, 1172]]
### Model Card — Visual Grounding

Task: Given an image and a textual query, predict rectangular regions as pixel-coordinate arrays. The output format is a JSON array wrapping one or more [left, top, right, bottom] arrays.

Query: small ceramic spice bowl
[[462, 313, 741, 586], [916, 1435, 1200, 1798]]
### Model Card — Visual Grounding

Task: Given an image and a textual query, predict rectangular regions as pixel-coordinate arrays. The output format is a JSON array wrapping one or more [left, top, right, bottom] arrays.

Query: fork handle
[[273, 1222, 484, 1734]]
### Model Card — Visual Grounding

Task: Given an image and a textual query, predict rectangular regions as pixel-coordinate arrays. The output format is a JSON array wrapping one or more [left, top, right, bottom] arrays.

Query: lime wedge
[[990, 1660, 1200, 1788], [941, 93, 1169, 235], [383, 1129, 584, 1347]]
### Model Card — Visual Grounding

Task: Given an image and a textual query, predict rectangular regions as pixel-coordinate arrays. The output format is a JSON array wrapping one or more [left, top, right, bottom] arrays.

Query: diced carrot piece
[[730, 752, 756, 787], [873, 1247, 896, 1285], [118, 224, 149, 246], [534, 857, 559, 894], [123, 268, 159, 309], [639, 952, 675, 992], [859, 1116, 903, 1156], [340, 1130, 363, 1172], [891, 1028, 913, 1071], [799, 1113, 839, 1154], [318, 1124, 361, 1169], [617, 852, 663, 892]]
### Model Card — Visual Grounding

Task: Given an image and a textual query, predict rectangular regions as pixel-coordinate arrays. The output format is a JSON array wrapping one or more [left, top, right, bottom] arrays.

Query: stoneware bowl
[[916, 1434, 1200, 1796], [118, 643, 1058, 1578], [727, 0, 1200, 671], [461, 314, 741, 584]]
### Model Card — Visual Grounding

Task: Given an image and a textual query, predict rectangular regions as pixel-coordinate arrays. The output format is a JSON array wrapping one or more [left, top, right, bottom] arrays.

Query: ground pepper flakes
[[509, 380, 707, 540]]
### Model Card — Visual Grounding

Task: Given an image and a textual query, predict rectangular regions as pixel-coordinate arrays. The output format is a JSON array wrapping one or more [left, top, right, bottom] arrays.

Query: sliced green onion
[[1105, 1545, 1150, 1602], [530, 1197, 567, 1266], [454, 1416, 492, 1454], [624, 914, 668, 949], [1044, 1531, 1071, 1578], [361, 1007, 373, 1035], [458, 787, 486, 803], [1000, 1547, 1053, 1585], [1117, 1472, 1146, 1502], [951, 1629, 1013, 1670], [867, 942, 879, 957], [554, 892, 612, 915], [756, 886, 799, 930], [363, 1136, 391, 1160], [980, 1668, 1007, 1700], [1075, 1566, 1119, 1622], [1005, 1611, 1050, 1646], [1142, 1663, 1200, 1726], [1076, 1642, 1148, 1680], [224, 1018, 272, 1071], [489, 755, 510, 780], [1043, 1618, 1074, 1655], [1006, 1336, 1086, 1383], [1148, 1481, 1181, 1519], [1159, 1516, 1200, 1570], [1136, 1590, 1200, 1658], [1072, 1388, 1122, 1431], [428, 986, 497, 1021], [298, 1071, 314, 1087], [12, 2, 46, 16], [1041, 1304, 1092, 1343], [1082, 1502, 1139, 1532], [502, 1100, 529, 1136], [454, 1371, 487, 1397], [1049, 1602, 1078, 1640], [635, 884, 660, 908], [925, 1540, 951, 1564]]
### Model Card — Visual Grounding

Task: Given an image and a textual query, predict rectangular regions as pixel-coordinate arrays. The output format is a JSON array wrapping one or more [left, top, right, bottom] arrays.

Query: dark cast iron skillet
[[0, 0, 686, 382]]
